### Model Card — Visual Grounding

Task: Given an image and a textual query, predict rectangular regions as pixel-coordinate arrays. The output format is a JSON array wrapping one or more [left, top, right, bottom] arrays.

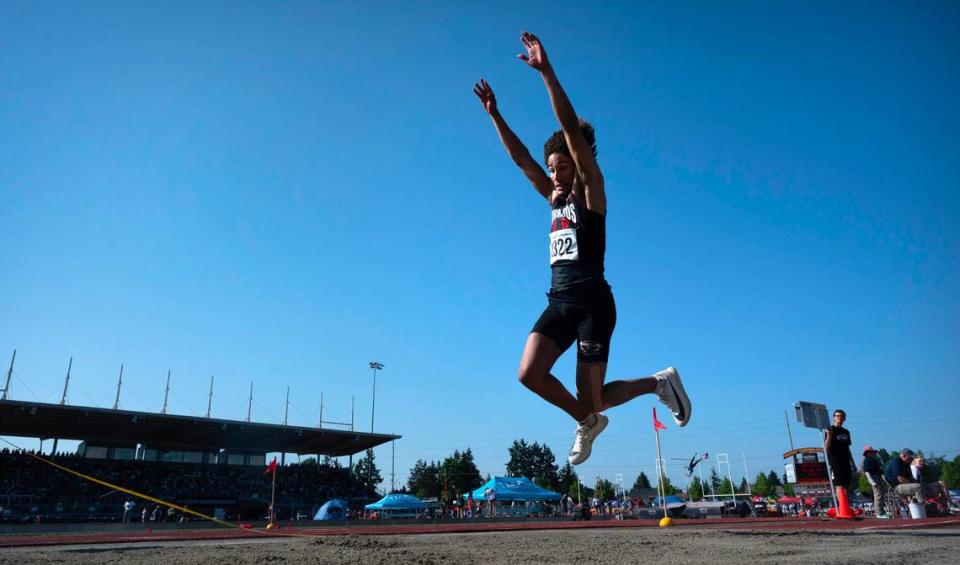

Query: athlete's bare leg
[[575, 361, 606, 413], [518, 333, 590, 421], [577, 363, 659, 412], [600, 377, 657, 410]]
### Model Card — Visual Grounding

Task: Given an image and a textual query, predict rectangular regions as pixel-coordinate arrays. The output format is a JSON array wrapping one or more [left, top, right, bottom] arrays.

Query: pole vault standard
[[741, 452, 752, 497], [716, 453, 736, 504]]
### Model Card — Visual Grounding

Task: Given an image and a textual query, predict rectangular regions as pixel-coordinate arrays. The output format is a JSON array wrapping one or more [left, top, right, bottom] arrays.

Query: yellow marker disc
[[659, 517, 673, 527]]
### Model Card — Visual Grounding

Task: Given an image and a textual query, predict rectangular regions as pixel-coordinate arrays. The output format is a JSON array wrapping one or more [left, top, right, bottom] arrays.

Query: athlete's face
[[547, 153, 575, 195]]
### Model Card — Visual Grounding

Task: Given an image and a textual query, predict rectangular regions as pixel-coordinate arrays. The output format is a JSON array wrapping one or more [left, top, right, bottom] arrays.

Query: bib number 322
[[549, 228, 579, 265]]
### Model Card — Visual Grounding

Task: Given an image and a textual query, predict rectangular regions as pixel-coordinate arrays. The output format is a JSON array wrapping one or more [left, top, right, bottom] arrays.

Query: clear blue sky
[[2, 1, 958, 493]]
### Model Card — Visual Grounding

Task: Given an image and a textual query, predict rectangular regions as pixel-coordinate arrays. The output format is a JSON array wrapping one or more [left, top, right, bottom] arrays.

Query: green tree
[[321, 455, 342, 469], [782, 482, 796, 497], [718, 477, 734, 496], [633, 471, 652, 490], [558, 463, 578, 497], [688, 476, 704, 501], [767, 470, 782, 487], [708, 468, 722, 493], [441, 449, 483, 495], [407, 459, 442, 499], [753, 472, 771, 497], [858, 473, 873, 496], [595, 478, 616, 500], [505, 439, 559, 489], [941, 455, 960, 489], [738, 477, 750, 495], [506, 439, 534, 477], [353, 449, 383, 496], [656, 475, 679, 496], [531, 442, 560, 489]]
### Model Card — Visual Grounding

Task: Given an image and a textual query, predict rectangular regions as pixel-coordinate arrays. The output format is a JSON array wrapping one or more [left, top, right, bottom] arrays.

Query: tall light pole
[[369, 361, 383, 432]]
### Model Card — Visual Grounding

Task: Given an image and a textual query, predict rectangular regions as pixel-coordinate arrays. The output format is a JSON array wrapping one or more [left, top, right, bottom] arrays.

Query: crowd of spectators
[[0, 449, 369, 522]]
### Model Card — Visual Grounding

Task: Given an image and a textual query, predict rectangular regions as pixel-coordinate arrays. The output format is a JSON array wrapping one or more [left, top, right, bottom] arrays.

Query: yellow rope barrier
[[0, 437, 316, 538]]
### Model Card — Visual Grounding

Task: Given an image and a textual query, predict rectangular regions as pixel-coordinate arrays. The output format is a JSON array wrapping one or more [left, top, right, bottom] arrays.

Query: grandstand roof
[[0, 400, 398, 456]]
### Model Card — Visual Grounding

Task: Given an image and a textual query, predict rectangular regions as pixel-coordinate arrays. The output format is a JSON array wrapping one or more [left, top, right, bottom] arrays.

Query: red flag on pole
[[653, 407, 667, 431], [264, 457, 278, 475]]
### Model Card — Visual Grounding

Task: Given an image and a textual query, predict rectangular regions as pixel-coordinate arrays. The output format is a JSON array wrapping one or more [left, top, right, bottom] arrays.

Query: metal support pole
[[50, 357, 72, 456], [821, 429, 839, 511], [654, 440, 667, 518], [349, 395, 355, 469], [283, 386, 290, 426], [785, 410, 796, 455], [113, 364, 124, 410], [369, 362, 383, 432], [161, 370, 171, 414], [59, 357, 72, 405], [206, 376, 214, 418], [616, 473, 626, 512], [1, 349, 15, 400], [742, 451, 752, 496], [246, 382, 253, 422]]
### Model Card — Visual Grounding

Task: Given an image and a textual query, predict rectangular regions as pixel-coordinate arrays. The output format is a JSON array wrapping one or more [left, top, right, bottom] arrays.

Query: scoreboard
[[784, 447, 829, 484]]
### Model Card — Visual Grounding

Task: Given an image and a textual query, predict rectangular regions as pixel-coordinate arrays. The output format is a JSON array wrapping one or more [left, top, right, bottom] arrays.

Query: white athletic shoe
[[568, 413, 608, 465], [655, 367, 691, 427]]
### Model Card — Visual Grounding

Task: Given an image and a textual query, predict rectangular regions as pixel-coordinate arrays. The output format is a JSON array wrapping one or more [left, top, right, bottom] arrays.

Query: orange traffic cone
[[835, 486, 854, 519]]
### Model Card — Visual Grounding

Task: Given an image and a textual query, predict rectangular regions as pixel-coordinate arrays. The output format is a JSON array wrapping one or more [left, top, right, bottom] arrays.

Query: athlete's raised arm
[[473, 78, 552, 200], [518, 31, 605, 213]]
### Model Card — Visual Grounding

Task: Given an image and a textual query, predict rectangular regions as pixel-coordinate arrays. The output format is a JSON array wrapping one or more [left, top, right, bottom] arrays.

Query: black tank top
[[548, 194, 608, 297]]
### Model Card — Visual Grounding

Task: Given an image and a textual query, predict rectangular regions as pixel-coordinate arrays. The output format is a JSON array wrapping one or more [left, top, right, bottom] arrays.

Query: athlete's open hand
[[517, 31, 550, 71], [473, 78, 497, 115]]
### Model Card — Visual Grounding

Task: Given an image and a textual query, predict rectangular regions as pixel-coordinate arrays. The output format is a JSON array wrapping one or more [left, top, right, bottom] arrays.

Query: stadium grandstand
[[0, 399, 399, 523]]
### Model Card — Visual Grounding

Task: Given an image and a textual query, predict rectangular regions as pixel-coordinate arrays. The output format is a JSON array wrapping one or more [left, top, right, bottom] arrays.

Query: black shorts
[[531, 289, 617, 363], [829, 455, 853, 488]]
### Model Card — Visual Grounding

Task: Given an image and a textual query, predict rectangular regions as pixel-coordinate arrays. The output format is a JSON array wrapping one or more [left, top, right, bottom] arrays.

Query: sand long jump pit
[[2, 518, 959, 564]]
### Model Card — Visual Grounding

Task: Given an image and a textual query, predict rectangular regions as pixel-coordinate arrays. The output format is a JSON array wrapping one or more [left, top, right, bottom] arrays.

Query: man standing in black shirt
[[825, 409, 855, 492]]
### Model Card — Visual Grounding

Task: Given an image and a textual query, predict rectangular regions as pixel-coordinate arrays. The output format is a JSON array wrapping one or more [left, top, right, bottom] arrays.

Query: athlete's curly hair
[[543, 120, 597, 165]]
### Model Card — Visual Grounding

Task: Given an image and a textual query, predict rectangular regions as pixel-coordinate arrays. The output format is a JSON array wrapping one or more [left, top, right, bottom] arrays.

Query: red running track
[[2, 516, 958, 548]]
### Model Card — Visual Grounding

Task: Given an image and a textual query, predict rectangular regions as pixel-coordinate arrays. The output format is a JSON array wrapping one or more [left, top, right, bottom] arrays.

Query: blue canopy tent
[[313, 498, 348, 520], [465, 476, 563, 502], [364, 494, 426, 517], [652, 495, 685, 507]]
